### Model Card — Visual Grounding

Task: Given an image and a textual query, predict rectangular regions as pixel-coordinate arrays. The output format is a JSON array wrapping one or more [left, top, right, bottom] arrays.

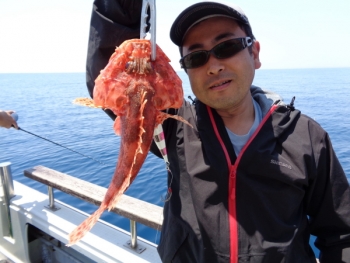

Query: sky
[[0, 0, 349, 73]]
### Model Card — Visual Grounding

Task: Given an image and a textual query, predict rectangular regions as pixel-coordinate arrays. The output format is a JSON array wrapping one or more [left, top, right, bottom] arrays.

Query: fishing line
[[155, 163, 173, 244], [17, 127, 105, 165], [160, 163, 173, 202]]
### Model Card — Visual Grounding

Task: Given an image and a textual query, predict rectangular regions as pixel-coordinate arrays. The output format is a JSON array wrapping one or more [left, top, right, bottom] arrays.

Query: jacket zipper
[[207, 103, 278, 263]]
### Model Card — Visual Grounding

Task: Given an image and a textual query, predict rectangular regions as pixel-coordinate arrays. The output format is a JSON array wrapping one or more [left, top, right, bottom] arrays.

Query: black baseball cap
[[170, 1, 253, 46]]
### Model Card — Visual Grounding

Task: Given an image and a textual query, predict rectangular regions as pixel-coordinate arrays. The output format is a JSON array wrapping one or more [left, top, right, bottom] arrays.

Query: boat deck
[[0, 163, 162, 263]]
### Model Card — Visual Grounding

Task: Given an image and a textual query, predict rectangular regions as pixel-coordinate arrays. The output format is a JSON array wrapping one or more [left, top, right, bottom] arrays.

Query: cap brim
[[170, 1, 250, 46]]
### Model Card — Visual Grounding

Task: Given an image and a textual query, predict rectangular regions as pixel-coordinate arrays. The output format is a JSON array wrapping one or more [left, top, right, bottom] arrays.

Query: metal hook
[[140, 0, 156, 61]]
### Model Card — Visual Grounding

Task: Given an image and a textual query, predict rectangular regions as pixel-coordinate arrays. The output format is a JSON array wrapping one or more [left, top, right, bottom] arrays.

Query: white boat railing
[[0, 162, 163, 263], [22, 165, 164, 250], [0, 162, 15, 239]]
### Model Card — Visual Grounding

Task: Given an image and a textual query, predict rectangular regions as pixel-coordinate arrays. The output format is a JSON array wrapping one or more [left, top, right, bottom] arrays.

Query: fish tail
[[156, 112, 193, 128], [67, 204, 107, 246], [106, 171, 132, 211]]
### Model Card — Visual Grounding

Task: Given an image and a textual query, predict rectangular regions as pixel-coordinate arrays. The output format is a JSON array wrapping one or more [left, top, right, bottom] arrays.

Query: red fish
[[69, 39, 189, 246]]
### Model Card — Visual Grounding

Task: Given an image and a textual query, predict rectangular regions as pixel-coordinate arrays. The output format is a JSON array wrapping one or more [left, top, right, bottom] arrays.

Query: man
[[87, 1, 350, 262], [0, 110, 18, 129]]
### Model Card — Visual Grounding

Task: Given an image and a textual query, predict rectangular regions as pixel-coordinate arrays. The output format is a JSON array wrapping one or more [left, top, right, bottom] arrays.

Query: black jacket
[[86, 0, 144, 120], [149, 88, 350, 263], [86, 1, 350, 262]]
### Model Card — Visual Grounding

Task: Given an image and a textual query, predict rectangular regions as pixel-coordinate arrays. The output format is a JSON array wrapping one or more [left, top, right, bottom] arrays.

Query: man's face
[[182, 17, 261, 112]]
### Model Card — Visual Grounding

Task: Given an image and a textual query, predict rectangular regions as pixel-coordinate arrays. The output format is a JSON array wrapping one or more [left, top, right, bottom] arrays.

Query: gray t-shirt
[[225, 99, 263, 156]]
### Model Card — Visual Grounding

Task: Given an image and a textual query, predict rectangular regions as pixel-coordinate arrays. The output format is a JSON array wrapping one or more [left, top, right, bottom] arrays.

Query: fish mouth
[[209, 79, 232, 89]]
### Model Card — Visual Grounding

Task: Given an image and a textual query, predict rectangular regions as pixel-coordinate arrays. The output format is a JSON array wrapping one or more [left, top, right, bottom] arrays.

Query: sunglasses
[[180, 37, 253, 69]]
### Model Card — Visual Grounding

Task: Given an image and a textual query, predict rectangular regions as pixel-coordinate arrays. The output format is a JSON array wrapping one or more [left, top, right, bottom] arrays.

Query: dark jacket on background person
[[86, 1, 350, 262], [86, 0, 144, 120]]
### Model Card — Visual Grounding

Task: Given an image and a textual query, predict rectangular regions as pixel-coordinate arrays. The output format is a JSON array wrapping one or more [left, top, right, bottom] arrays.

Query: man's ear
[[252, 41, 261, 69]]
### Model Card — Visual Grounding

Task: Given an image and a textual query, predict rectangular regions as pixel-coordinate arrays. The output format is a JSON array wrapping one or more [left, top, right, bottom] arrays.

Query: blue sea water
[[0, 68, 349, 257]]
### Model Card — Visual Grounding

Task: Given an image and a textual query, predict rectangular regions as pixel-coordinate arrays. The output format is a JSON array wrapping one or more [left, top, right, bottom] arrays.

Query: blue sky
[[1, 0, 349, 73]]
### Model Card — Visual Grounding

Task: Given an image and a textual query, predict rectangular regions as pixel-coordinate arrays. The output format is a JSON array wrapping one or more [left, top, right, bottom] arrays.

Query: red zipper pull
[[230, 166, 236, 178], [230, 166, 236, 200]]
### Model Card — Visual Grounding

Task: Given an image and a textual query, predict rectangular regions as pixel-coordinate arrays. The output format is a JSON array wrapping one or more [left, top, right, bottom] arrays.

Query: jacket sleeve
[[86, 0, 145, 120], [306, 131, 350, 262]]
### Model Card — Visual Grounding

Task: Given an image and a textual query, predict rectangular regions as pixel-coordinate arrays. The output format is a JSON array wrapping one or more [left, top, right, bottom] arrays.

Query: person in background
[[0, 110, 18, 129], [86, 1, 350, 262]]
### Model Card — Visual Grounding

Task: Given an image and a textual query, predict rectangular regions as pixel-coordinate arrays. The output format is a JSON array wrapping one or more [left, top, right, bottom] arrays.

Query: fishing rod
[[11, 113, 105, 165]]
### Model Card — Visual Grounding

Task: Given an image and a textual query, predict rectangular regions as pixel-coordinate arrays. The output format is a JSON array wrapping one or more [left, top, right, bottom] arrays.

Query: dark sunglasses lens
[[181, 38, 248, 69], [214, 39, 242, 59], [183, 51, 208, 69]]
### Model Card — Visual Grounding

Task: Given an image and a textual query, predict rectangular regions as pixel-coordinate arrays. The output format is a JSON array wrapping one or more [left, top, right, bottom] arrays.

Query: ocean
[[1, 68, 349, 257]]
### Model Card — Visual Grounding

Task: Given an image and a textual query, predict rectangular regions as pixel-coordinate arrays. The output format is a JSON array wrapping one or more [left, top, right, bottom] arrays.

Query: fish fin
[[73, 97, 101, 108], [67, 205, 106, 246], [107, 193, 123, 211], [113, 117, 122, 135], [106, 156, 138, 211], [156, 112, 193, 128]]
